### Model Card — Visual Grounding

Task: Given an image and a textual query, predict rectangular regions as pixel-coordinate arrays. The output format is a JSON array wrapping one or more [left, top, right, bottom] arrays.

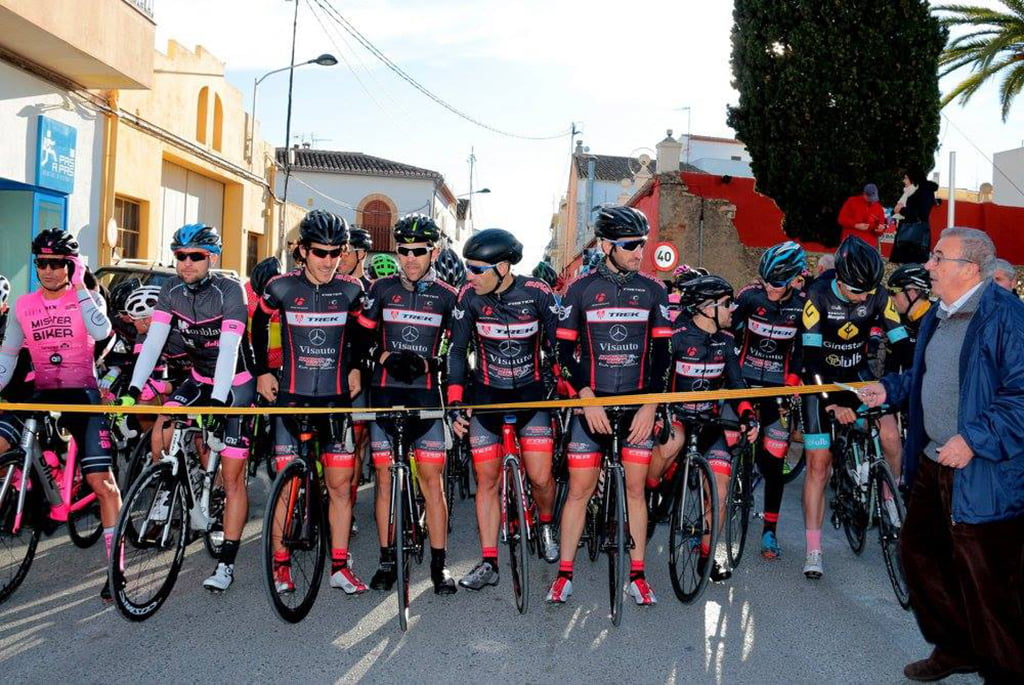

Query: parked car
[[94, 259, 240, 292]]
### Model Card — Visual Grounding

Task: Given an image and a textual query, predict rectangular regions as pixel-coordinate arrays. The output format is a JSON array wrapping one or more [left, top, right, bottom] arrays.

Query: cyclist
[[436, 247, 467, 290], [252, 209, 368, 595], [339, 227, 373, 290], [357, 214, 460, 595], [531, 260, 559, 296], [98, 277, 144, 401], [0, 229, 120, 601], [731, 241, 807, 560], [885, 264, 932, 375], [549, 205, 672, 605], [800, 235, 908, 579], [338, 228, 374, 489], [448, 229, 561, 591], [650, 274, 757, 581], [246, 257, 283, 373], [366, 252, 399, 281], [119, 223, 256, 593]]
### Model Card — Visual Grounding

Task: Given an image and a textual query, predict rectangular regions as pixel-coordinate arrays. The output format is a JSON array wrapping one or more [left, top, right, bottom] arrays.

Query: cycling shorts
[[33, 389, 112, 476], [272, 393, 355, 470], [166, 372, 255, 460], [667, 411, 733, 477], [566, 407, 654, 469], [369, 387, 447, 467], [802, 392, 861, 451], [468, 410, 553, 464]]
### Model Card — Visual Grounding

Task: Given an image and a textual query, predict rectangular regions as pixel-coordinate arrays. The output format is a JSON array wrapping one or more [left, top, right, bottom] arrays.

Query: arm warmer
[[251, 304, 272, 375], [212, 329, 243, 403], [0, 315, 25, 391], [129, 320, 171, 393], [79, 290, 112, 341]]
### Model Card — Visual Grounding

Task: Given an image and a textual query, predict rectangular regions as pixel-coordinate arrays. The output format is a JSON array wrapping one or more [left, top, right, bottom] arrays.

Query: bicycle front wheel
[[111, 463, 187, 621], [505, 462, 530, 615], [262, 461, 326, 623], [393, 468, 411, 631], [873, 463, 910, 610], [839, 466, 868, 555], [606, 466, 627, 626], [725, 452, 752, 569], [669, 455, 718, 604], [68, 465, 103, 549], [0, 451, 41, 605]]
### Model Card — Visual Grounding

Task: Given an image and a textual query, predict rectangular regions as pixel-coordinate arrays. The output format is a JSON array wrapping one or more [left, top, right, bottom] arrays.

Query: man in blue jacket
[[860, 227, 1024, 683]]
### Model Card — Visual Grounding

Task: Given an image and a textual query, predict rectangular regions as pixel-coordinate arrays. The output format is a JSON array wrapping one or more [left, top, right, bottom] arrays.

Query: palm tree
[[936, 1, 1024, 120]]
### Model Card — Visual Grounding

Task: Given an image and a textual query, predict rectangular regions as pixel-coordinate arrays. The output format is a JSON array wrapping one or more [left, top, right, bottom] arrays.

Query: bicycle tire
[[585, 498, 601, 562], [394, 468, 411, 631], [0, 451, 41, 605], [873, 463, 910, 610], [67, 465, 103, 549], [839, 459, 868, 555], [606, 466, 627, 626], [110, 463, 188, 621], [506, 462, 530, 614], [119, 428, 152, 493], [780, 438, 805, 484], [261, 460, 326, 623], [725, 450, 752, 569], [669, 455, 718, 604]]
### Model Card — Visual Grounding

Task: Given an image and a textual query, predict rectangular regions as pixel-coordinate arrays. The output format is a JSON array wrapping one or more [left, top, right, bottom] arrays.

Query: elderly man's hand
[[858, 382, 887, 408], [937, 434, 974, 469]]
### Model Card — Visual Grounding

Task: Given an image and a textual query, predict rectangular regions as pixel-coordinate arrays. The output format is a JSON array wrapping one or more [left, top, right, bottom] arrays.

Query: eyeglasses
[[397, 246, 430, 258], [837, 281, 868, 295], [466, 263, 499, 275], [927, 252, 974, 266], [610, 239, 647, 252], [174, 252, 208, 263], [307, 246, 343, 259], [34, 258, 67, 270]]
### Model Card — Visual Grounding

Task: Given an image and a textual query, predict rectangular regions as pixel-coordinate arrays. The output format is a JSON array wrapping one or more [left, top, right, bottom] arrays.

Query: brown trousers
[[901, 456, 1024, 681]]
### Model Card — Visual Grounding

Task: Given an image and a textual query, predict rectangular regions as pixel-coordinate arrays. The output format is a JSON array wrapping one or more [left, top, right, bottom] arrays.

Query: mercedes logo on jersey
[[610, 324, 629, 342], [402, 326, 420, 343], [691, 379, 712, 391], [309, 328, 327, 346], [758, 338, 778, 353], [498, 339, 523, 358]]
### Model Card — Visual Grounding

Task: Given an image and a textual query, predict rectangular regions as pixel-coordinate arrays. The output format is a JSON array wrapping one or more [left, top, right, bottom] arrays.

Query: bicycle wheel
[[110, 463, 188, 621], [873, 463, 910, 610], [606, 466, 627, 626], [393, 468, 411, 631], [585, 498, 601, 562], [838, 462, 868, 555], [725, 452, 752, 569], [119, 428, 152, 492], [261, 461, 326, 623], [780, 438, 805, 484], [669, 455, 718, 604], [0, 451, 41, 605], [203, 484, 226, 559], [68, 465, 103, 549], [505, 462, 530, 614]]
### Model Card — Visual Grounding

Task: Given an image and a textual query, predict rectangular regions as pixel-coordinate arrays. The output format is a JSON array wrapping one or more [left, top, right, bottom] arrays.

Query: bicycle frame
[[499, 415, 535, 546], [160, 417, 219, 533]]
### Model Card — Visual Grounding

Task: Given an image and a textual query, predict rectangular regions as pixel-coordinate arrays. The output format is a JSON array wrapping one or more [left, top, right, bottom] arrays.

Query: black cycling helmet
[[435, 248, 466, 289], [32, 228, 79, 256], [463, 228, 523, 265], [679, 275, 734, 312], [835, 235, 884, 292], [109, 277, 143, 315], [249, 256, 282, 298], [348, 228, 372, 251], [393, 214, 440, 245], [887, 263, 931, 292], [594, 206, 650, 240], [170, 223, 221, 254], [299, 209, 348, 246], [759, 240, 808, 287], [532, 261, 559, 289]]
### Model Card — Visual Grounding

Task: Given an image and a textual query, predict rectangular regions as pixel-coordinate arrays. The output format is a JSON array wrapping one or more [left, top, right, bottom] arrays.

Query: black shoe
[[370, 563, 396, 591], [697, 556, 733, 583], [432, 566, 457, 595], [100, 579, 113, 603]]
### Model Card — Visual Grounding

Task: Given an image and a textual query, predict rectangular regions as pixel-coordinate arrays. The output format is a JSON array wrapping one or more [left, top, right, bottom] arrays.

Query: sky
[[153, 0, 1024, 266]]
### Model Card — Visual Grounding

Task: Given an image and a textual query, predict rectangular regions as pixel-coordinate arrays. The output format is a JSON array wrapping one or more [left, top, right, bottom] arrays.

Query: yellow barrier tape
[[0, 382, 869, 416]]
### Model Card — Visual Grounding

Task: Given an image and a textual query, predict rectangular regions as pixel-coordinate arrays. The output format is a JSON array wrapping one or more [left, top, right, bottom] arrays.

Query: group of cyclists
[[0, 201, 935, 609]]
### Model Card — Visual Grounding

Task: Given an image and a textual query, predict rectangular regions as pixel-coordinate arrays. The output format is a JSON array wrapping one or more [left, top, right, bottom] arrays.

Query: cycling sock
[[763, 512, 779, 535], [645, 477, 661, 490], [273, 549, 290, 569], [482, 547, 498, 567], [700, 541, 711, 558], [539, 513, 553, 525], [629, 559, 645, 582], [805, 528, 821, 554], [220, 539, 240, 566], [332, 549, 349, 573], [557, 560, 573, 581], [430, 547, 446, 571], [103, 528, 115, 560]]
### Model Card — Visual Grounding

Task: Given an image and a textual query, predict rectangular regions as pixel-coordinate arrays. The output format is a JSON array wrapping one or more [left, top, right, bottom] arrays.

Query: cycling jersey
[[246, 280, 282, 370], [732, 282, 805, 386], [801, 276, 908, 383], [556, 269, 673, 396], [253, 270, 363, 397], [447, 276, 558, 403], [669, 320, 747, 413], [884, 299, 932, 374], [357, 274, 458, 392]]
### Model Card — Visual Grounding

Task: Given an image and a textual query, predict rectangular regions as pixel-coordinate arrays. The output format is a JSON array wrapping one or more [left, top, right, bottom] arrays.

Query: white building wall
[[681, 135, 754, 178], [993, 148, 1024, 208]]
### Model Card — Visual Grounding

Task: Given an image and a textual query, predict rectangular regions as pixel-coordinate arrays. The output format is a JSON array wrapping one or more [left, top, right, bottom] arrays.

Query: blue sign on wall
[[35, 116, 76, 194]]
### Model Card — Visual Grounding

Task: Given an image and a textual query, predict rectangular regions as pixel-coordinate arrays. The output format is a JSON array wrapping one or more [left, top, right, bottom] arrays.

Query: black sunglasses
[[308, 246, 343, 259], [34, 258, 67, 270], [611, 239, 647, 252], [466, 263, 499, 275], [397, 246, 430, 257], [174, 252, 208, 263]]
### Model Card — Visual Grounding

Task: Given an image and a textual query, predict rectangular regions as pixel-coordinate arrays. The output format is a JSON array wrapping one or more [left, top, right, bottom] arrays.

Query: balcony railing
[[123, 0, 154, 19]]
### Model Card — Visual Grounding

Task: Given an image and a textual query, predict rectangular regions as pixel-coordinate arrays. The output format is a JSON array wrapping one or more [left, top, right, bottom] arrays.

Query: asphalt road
[[0, 469, 982, 684]]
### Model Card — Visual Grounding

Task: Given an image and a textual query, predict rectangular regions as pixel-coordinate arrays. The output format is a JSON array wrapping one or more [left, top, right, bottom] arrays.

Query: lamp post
[[247, 53, 336, 162]]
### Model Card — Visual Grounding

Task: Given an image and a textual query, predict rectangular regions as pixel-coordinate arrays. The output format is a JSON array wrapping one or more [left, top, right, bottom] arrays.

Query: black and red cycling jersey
[[556, 269, 673, 396], [357, 274, 458, 391], [252, 269, 364, 396], [731, 282, 805, 386], [447, 276, 559, 403], [670, 318, 749, 414]]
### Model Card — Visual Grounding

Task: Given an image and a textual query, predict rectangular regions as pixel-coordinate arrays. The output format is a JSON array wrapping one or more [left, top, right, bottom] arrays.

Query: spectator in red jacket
[[838, 183, 887, 247]]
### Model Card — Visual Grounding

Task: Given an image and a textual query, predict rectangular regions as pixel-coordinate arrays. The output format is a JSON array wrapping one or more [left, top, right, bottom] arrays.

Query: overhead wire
[[940, 111, 1024, 199]]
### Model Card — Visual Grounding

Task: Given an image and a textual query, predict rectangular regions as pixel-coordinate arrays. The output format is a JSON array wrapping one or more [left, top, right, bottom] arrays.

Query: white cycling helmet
[[0, 275, 10, 308], [124, 285, 161, 320]]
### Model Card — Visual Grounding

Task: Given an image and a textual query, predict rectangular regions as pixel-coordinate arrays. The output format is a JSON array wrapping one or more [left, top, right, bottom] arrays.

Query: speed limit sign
[[653, 241, 679, 272]]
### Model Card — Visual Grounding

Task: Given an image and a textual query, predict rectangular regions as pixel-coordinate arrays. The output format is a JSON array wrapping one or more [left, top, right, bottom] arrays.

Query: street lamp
[[457, 188, 490, 198], [246, 53, 336, 161]]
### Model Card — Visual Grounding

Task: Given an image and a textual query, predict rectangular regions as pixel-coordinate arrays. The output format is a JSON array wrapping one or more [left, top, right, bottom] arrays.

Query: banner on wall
[[35, 116, 76, 194]]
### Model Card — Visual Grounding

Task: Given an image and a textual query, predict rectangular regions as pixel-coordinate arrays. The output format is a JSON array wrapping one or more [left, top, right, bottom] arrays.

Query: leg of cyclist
[[645, 417, 684, 535], [414, 421, 456, 595], [521, 411, 558, 563], [150, 414, 173, 462], [878, 413, 902, 482], [268, 414, 299, 594], [756, 398, 788, 559], [460, 414, 501, 590], [623, 432, 657, 605], [369, 421, 396, 591], [800, 394, 832, 579], [704, 434, 733, 582], [323, 450, 366, 594]]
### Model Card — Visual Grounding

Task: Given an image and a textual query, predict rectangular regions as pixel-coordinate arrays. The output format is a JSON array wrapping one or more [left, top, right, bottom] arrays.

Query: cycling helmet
[[462, 228, 523, 265], [249, 256, 282, 298], [887, 263, 931, 292], [435, 248, 466, 289], [580, 250, 605, 276], [109, 277, 143, 315], [299, 209, 348, 246], [368, 252, 400, 279], [678, 275, 734, 312], [32, 228, 79, 256], [170, 223, 221, 255], [594, 206, 650, 240], [532, 261, 559, 289], [393, 214, 440, 245], [0, 275, 9, 308], [348, 228, 372, 252], [759, 241, 808, 287], [835, 236, 884, 292], [124, 285, 161, 320]]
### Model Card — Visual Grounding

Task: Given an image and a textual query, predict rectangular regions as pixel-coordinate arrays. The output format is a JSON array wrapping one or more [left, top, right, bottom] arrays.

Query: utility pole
[[570, 122, 582, 159], [278, 0, 300, 263], [467, 146, 476, 231]]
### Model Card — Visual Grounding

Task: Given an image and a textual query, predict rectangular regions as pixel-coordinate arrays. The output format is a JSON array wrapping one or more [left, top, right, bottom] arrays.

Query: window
[[730, 155, 742, 161], [246, 233, 260, 276], [114, 197, 141, 259], [213, 94, 224, 152], [362, 199, 393, 252], [197, 87, 209, 144]]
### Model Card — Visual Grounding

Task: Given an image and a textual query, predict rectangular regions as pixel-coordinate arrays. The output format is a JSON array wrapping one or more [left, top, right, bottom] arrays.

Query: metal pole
[[698, 197, 705, 267], [947, 151, 956, 228], [248, 77, 257, 163], [278, 0, 300, 262]]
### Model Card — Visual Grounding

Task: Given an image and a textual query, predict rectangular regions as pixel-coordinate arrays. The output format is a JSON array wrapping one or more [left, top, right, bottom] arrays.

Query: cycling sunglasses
[[34, 258, 68, 270], [610, 239, 647, 251], [174, 251, 209, 263], [307, 246, 343, 259], [837, 280, 868, 295], [466, 263, 499, 275], [397, 246, 431, 258]]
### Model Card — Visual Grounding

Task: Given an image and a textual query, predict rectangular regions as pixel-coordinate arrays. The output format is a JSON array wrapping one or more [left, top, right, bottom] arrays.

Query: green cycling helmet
[[368, 252, 400, 279]]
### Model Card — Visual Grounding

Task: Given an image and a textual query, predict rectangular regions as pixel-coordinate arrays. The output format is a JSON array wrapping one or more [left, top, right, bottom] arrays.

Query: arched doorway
[[361, 198, 394, 252]]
